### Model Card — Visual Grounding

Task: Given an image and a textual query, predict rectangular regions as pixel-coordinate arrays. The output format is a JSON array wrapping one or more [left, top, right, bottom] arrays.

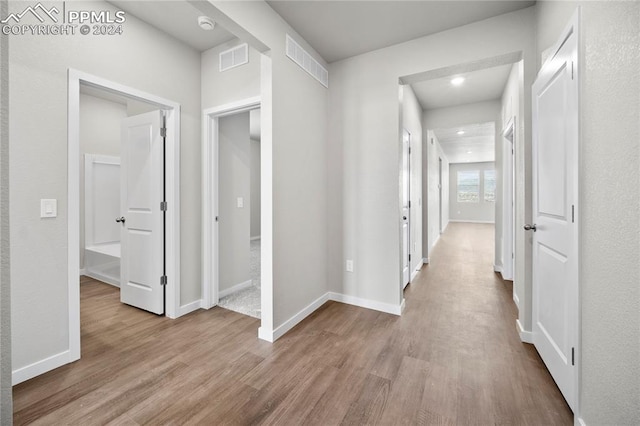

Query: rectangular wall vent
[[286, 34, 328, 88], [219, 43, 249, 72]]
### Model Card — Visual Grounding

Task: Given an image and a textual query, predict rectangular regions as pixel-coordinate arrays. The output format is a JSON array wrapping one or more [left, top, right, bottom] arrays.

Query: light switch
[[346, 260, 354, 272], [41, 199, 57, 218], [237, 197, 244, 208]]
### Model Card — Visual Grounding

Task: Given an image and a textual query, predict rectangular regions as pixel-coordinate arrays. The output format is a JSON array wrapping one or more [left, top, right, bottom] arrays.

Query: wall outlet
[[346, 260, 354, 272], [237, 197, 244, 208]]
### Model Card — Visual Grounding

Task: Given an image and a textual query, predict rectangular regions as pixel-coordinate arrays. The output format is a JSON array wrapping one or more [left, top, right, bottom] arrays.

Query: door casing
[[67, 69, 181, 363]]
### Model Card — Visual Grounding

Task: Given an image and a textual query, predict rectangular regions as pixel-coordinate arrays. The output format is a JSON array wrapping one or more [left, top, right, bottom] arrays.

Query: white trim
[[516, 319, 533, 344], [68, 69, 182, 368], [84, 270, 119, 288], [177, 299, 202, 317], [493, 264, 503, 273], [400, 298, 406, 313], [218, 279, 253, 298], [576, 418, 587, 426], [250, 235, 261, 241], [12, 350, 71, 385], [263, 292, 330, 342], [328, 292, 404, 316], [513, 292, 520, 309], [202, 93, 275, 343], [448, 220, 495, 224], [423, 257, 429, 265], [79, 268, 87, 276]]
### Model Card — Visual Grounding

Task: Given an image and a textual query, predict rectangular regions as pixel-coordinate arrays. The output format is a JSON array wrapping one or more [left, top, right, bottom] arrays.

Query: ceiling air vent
[[286, 34, 328, 88], [219, 43, 249, 72]]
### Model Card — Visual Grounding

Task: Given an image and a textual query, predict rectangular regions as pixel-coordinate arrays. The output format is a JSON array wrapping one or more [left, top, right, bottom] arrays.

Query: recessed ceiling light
[[451, 76, 465, 86], [198, 16, 216, 31], [457, 130, 465, 135], [467, 151, 472, 154]]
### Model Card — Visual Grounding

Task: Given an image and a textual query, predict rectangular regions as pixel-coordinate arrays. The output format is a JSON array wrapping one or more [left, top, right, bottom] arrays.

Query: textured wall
[[536, 2, 640, 423], [0, 0, 12, 420]]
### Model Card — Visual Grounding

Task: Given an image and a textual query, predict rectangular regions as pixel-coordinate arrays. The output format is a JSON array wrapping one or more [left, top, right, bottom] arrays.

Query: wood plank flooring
[[13, 223, 573, 425]]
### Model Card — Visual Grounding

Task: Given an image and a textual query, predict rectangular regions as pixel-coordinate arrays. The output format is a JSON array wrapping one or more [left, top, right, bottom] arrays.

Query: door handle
[[115, 217, 126, 224], [524, 224, 537, 232]]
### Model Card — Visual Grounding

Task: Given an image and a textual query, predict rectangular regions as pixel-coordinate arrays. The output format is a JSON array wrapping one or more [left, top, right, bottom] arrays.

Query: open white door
[[119, 110, 165, 315], [402, 130, 410, 288], [531, 19, 579, 412]]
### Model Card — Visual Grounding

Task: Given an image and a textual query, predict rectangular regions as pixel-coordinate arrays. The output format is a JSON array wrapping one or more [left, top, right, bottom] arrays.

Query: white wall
[[9, 0, 201, 377], [423, 100, 501, 130], [250, 138, 261, 239], [218, 112, 251, 292], [0, 0, 11, 417], [401, 85, 423, 273], [449, 162, 496, 223], [201, 1, 329, 332], [423, 131, 450, 258], [79, 94, 126, 270], [328, 7, 536, 309], [536, 2, 640, 423], [201, 38, 261, 109]]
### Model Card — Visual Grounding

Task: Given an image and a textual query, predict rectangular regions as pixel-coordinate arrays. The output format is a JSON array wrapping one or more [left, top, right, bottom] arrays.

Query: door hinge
[[571, 205, 575, 223], [408, 200, 411, 208], [160, 127, 167, 138], [215, 216, 219, 222], [408, 254, 411, 262], [160, 275, 168, 286], [408, 147, 411, 155], [160, 201, 168, 211], [571, 347, 575, 366]]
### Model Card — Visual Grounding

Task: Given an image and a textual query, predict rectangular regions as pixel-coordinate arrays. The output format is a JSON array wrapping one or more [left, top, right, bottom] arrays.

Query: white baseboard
[[250, 235, 261, 241], [442, 221, 449, 232], [177, 299, 202, 317], [449, 220, 495, 224], [423, 257, 429, 265], [264, 292, 330, 342], [328, 292, 403, 316], [432, 234, 440, 248], [493, 264, 503, 273], [517, 319, 533, 344], [218, 279, 252, 298], [79, 268, 86, 276], [513, 292, 520, 309], [12, 350, 74, 385], [84, 270, 120, 287], [400, 298, 406, 313], [576, 417, 586, 426], [410, 260, 423, 281]]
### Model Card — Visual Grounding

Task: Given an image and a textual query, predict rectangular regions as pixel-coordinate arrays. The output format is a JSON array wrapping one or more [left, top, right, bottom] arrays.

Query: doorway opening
[[401, 129, 411, 289], [203, 97, 272, 327], [501, 118, 516, 282], [68, 69, 181, 361]]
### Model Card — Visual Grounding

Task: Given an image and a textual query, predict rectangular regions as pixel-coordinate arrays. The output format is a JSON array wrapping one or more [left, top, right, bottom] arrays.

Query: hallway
[[13, 224, 572, 424]]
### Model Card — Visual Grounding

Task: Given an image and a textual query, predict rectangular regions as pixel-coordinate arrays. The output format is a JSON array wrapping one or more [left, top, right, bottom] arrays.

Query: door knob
[[524, 223, 537, 232], [403, 216, 407, 220], [115, 217, 126, 224]]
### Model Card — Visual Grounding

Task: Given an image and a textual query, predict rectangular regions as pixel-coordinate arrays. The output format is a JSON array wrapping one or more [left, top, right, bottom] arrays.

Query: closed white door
[[402, 130, 410, 287], [531, 21, 578, 411], [119, 111, 165, 315]]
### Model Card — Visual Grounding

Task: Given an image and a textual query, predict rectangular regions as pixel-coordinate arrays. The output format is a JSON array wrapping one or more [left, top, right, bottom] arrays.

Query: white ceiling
[[434, 122, 495, 164], [107, 1, 236, 52], [267, 1, 535, 63], [411, 63, 513, 110]]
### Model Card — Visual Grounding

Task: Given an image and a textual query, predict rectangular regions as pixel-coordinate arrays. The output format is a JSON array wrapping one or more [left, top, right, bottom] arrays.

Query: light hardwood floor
[[13, 223, 572, 425]]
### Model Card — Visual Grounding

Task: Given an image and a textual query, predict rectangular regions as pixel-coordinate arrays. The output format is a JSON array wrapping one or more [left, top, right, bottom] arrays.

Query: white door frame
[[68, 69, 181, 360], [202, 97, 271, 334], [502, 117, 516, 282]]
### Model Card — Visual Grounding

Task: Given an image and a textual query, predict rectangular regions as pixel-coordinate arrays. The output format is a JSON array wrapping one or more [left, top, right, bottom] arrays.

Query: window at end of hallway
[[457, 170, 479, 203], [484, 170, 496, 202]]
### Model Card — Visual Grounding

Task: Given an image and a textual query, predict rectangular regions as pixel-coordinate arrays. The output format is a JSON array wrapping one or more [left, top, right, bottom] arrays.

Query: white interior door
[[120, 110, 165, 315], [402, 130, 410, 287], [531, 23, 578, 412]]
